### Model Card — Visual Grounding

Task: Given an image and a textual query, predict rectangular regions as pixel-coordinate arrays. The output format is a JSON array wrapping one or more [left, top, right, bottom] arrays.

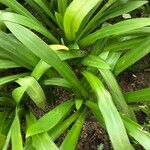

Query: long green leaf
[[31, 50, 85, 80], [27, 100, 74, 137], [80, 18, 150, 47], [104, 37, 146, 52], [63, 0, 100, 41], [5, 22, 88, 98], [49, 110, 81, 141], [99, 69, 136, 120], [31, 48, 85, 79], [56, 49, 85, 60], [24, 142, 36, 150], [114, 36, 150, 75], [12, 87, 26, 104], [0, 73, 29, 86], [79, 0, 115, 38], [0, 97, 15, 106], [0, 134, 6, 149], [0, 31, 39, 69], [43, 78, 71, 88], [11, 111, 23, 150], [124, 27, 150, 36], [60, 108, 86, 150], [31, 60, 50, 80], [32, 133, 59, 150], [100, 1, 147, 24], [0, 0, 36, 21], [55, 12, 63, 29], [0, 59, 20, 69], [83, 71, 133, 150], [16, 76, 46, 109], [0, 111, 14, 136], [123, 116, 150, 150], [25, 0, 57, 30], [2, 128, 11, 150], [105, 52, 122, 70], [125, 88, 150, 103], [0, 12, 58, 43], [0, 112, 9, 133], [81, 0, 147, 36], [57, 0, 68, 16], [85, 101, 150, 149], [33, 0, 55, 22], [82, 55, 111, 69], [26, 112, 59, 150]]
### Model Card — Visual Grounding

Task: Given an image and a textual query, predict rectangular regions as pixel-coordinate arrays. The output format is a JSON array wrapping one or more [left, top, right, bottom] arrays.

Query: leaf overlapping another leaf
[[80, 18, 150, 47], [83, 71, 133, 150]]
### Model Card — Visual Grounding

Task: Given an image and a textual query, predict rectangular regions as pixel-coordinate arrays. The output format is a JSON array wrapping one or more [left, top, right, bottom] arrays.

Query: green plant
[[145, 1, 150, 17], [0, 0, 150, 149]]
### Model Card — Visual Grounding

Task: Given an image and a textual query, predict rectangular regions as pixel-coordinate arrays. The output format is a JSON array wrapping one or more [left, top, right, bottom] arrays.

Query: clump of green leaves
[[0, 0, 150, 149]]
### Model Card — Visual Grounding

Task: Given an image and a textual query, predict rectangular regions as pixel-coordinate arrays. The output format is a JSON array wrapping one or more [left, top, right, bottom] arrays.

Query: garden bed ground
[[3, 26, 149, 150], [52, 56, 150, 150], [1, 2, 149, 149], [28, 56, 150, 150]]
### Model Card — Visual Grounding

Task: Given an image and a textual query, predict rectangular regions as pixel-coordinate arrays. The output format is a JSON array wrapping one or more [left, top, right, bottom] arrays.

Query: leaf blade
[[64, 0, 100, 41], [27, 100, 74, 137], [5, 22, 88, 98], [83, 71, 133, 150], [60, 108, 86, 150], [125, 88, 150, 103], [16, 76, 46, 109], [123, 116, 150, 150], [114, 36, 150, 75], [80, 18, 150, 47]]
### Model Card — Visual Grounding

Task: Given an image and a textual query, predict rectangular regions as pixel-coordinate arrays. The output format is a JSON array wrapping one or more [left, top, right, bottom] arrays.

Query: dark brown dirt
[[27, 87, 72, 118], [119, 71, 150, 92], [77, 114, 111, 150]]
